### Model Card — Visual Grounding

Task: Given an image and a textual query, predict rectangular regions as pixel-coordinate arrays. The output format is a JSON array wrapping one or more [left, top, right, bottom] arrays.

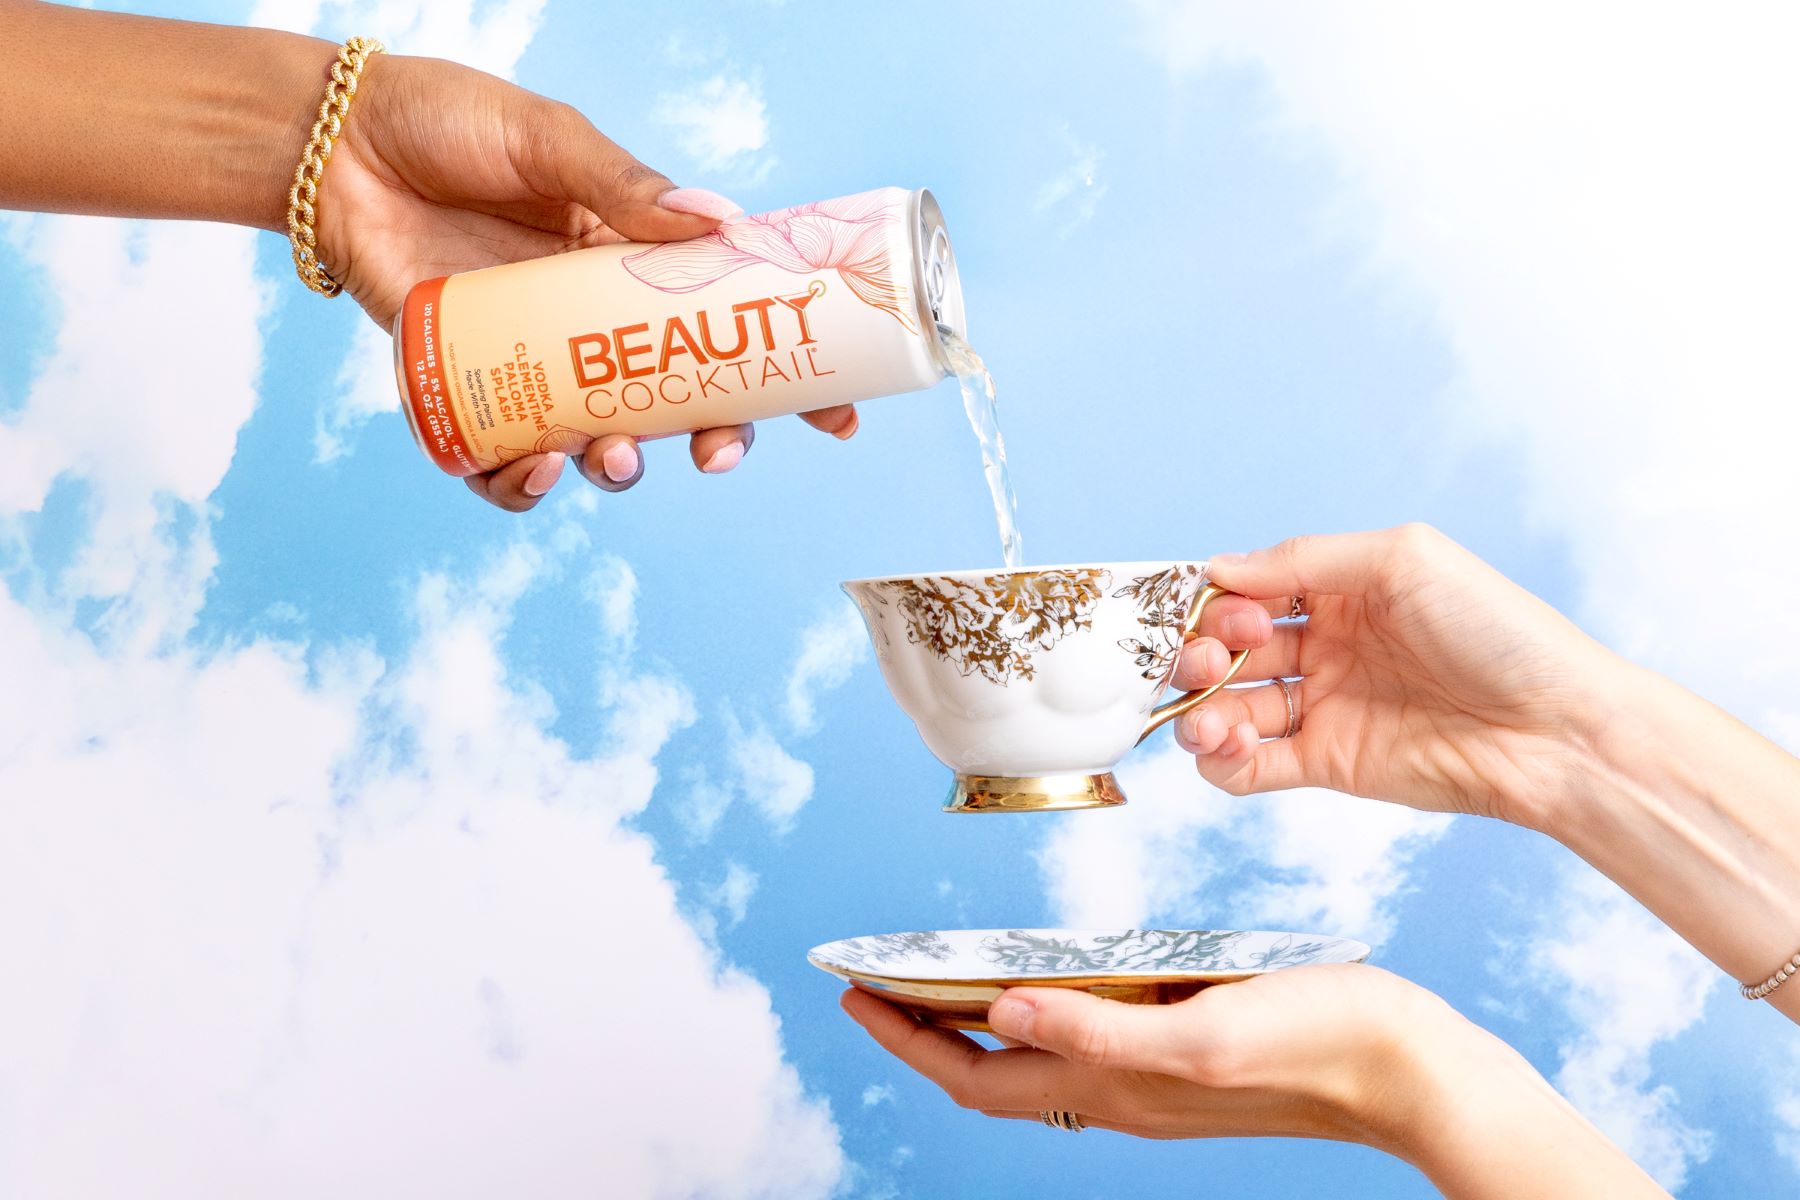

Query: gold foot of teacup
[[944, 772, 1126, 813]]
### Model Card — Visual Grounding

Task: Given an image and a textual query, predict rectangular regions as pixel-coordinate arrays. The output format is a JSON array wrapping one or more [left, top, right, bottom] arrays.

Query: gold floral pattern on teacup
[[865, 569, 1110, 684], [1113, 565, 1206, 681]]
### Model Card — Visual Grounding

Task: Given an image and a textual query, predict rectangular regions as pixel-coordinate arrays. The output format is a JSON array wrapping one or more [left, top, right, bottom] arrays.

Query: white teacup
[[843, 562, 1250, 812]]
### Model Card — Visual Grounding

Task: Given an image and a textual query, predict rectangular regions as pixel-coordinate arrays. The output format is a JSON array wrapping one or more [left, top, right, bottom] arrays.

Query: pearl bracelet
[[1742, 949, 1800, 1001]]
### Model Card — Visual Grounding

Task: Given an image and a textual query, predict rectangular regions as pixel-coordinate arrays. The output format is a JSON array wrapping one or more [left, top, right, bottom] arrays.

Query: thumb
[[526, 101, 743, 241], [1207, 526, 1425, 602], [987, 987, 1216, 1077]]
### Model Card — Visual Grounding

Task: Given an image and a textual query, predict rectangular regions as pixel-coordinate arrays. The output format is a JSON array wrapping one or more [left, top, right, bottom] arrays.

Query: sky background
[[2, 1, 1797, 1197]]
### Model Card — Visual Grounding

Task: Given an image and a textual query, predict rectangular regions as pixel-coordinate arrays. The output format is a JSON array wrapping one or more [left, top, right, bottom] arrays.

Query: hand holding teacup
[[1167, 525, 1614, 825]]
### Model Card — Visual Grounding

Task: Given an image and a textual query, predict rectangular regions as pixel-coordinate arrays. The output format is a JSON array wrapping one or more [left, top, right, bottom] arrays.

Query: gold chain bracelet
[[286, 37, 385, 297]]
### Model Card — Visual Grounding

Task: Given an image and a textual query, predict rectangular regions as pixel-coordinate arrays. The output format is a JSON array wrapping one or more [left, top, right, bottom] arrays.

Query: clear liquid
[[938, 327, 1024, 570]]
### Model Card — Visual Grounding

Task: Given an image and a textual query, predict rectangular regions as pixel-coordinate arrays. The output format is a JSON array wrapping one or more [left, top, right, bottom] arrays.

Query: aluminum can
[[393, 187, 965, 476]]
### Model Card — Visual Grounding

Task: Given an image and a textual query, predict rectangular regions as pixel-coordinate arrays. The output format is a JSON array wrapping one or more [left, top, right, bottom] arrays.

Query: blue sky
[[2, 2, 1797, 1197]]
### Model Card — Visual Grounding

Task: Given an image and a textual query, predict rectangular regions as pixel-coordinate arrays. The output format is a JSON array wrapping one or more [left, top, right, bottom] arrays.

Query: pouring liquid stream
[[938, 327, 1024, 570]]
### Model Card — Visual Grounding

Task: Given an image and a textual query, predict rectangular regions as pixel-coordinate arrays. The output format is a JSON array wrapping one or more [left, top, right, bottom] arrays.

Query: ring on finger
[[1039, 1110, 1086, 1132], [1286, 595, 1306, 620], [1273, 677, 1300, 739]]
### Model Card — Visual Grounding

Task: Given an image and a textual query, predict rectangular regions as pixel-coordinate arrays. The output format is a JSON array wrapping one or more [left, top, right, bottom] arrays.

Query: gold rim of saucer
[[945, 772, 1126, 813]]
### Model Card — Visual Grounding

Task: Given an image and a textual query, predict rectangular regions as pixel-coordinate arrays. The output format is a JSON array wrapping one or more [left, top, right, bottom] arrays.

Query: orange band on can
[[396, 275, 479, 476]]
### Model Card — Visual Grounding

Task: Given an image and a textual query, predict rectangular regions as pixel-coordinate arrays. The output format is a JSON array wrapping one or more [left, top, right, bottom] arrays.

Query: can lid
[[913, 189, 966, 374]]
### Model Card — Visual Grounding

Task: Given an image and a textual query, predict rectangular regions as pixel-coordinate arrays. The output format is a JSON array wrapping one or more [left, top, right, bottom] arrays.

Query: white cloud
[[1133, 0, 1800, 1168], [662, 606, 858, 839], [0, 217, 266, 650], [0, 539, 844, 1198], [784, 601, 869, 735], [1033, 125, 1107, 237], [250, 0, 547, 79], [1131, 0, 1800, 728], [1523, 870, 1717, 1190], [315, 320, 397, 463], [590, 555, 640, 650], [1777, 1044, 1800, 1174], [678, 764, 736, 842], [711, 861, 761, 930], [1038, 742, 1449, 944], [725, 710, 815, 833], [862, 1083, 895, 1107], [663, 32, 727, 70], [654, 73, 777, 184], [670, 714, 815, 840]]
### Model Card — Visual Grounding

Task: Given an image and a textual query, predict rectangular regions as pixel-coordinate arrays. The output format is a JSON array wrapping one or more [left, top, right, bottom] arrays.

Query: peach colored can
[[392, 187, 966, 476]]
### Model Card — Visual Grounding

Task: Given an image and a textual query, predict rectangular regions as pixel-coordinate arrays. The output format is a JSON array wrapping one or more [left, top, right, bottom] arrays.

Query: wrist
[[0, 4, 336, 230], [210, 30, 343, 233], [1380, 1010, 1664, 1198], [1537, 654, 1800, 991], [1339, 985, 1489, 1159], [1492, 640, 1640, 838]]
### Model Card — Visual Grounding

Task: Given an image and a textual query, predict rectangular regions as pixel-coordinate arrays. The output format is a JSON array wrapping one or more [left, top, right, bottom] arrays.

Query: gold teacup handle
[[1137, 582, 1252, 745]]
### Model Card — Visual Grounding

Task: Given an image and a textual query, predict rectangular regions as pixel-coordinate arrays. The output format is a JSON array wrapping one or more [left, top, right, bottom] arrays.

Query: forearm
[[0, 1, 333, 231], [1389, 1022, 1669, 1200], [1545, 658, 1800, 1022]]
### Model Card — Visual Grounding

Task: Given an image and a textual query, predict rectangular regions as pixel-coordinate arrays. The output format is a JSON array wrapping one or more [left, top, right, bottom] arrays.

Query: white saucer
[[809, 927, 1371, 1031]]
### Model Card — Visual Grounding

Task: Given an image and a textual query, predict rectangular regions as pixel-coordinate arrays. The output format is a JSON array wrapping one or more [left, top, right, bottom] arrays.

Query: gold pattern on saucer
[[946, 772, 1126, 813]]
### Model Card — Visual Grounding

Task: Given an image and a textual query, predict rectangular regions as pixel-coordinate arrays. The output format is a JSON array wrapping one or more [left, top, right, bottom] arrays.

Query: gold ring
[[1274, 677, 1299, 739], [1038, 1109, 1086, 1132]]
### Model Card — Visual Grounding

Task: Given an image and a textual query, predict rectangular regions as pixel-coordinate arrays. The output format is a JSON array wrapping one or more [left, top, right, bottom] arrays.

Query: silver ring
[[1274, 677, 1299, 739], [1287, 595, 1305, 620], [1039, 1109, 1086, 1132]]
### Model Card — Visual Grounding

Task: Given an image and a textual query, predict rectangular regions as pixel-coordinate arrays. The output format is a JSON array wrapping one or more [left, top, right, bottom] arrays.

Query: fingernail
[[833, 410, 860, 441], [601, 440, 639, 483], [658, 187, 745, 221], [988, 995, 1037, 1041], [1226, 611, 1260, 643], [1209, 552, 1247, 568], [523, 452, 565, 497], [1174, 710, 1201, 751], [702, 441, 744, 474]]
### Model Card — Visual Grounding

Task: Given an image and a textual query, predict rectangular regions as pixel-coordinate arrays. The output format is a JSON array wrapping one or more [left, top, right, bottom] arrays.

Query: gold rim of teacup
[[841, 559, 1208, 588]]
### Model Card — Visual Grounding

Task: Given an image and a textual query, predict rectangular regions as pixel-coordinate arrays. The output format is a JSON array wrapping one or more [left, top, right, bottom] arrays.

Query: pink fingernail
[[988, 995, 1037, 1041], [658, 187, 745, 221], [1225, 612, 1260, 643], [702, 442, 744, 474], [601, 440, 639, 483], [833, 410, 860, 441], [523, 452, 566, 497], [1209, 552, 1248, 568], [1174, 711, 1200, 751]]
